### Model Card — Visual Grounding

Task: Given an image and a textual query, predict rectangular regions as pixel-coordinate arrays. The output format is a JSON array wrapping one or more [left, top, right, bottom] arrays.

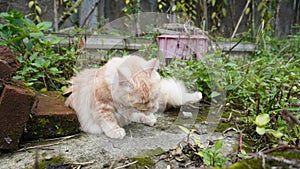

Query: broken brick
[[0, 46, 20, 80], [0, 84, 35, 150], [23, 92, 79, 140]]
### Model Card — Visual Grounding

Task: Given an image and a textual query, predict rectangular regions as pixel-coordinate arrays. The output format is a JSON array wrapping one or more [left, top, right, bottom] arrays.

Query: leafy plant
[[160, 58, 211, 98], [0, 10, 80, 91], [167, 33, 299, 152], [223, 35, 300, 148], [178, 125, 229, 167], [195, 139, 229, 167]]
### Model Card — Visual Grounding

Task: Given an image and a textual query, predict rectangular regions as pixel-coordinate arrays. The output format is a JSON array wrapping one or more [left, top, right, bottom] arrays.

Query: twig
[[224, 38, 243, 56], [231, 109, 244, 114], [238, 58, 264, 70], [53, 0, 58, 31], [262, 145, 300, 154], [259, 152, 300, 168], [226, 111, 232, 122], [18, 134, 79, 152], [238, 131, 243, 152], [69, 160, 95, 166], [231, 0, 251, 40], [108, 160, 116, 169], [80, 0, 101, 28], [17, 142, 62, 152], [184, 161, 195, 167], [222, 127, 238, 136], [187, 103, 201, 109], [114, 160, 138, 169], [41, 134, 80, 142]]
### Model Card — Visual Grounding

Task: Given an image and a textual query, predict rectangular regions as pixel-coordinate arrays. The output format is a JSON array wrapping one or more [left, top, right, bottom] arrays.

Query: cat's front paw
[[105, 127, 126, 139], [141, 114, 157, 126]]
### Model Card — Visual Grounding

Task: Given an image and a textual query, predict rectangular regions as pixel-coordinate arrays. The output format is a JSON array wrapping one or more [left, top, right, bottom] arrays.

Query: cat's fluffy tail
[[160, 78, 202, 107]]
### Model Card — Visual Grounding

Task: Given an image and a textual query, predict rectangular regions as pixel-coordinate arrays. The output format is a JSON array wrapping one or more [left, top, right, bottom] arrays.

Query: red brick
[[0, 46, 20, 79], [0, 84, 35, 150], [23, 92, 79, 140]]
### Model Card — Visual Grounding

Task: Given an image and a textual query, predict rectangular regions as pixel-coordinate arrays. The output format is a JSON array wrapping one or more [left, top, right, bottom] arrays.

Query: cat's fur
[[65, 55, 202, 139]]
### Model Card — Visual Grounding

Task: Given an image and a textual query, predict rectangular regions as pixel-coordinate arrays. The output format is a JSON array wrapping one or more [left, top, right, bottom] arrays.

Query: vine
[[28, 0, 42, 23]]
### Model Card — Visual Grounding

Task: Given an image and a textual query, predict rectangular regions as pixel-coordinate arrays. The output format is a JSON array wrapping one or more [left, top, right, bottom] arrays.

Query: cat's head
[[113, 57, 160, 114]]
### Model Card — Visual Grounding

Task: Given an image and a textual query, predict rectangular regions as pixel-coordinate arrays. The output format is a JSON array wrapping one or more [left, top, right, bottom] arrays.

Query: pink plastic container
[[158, 35, 209, 64]]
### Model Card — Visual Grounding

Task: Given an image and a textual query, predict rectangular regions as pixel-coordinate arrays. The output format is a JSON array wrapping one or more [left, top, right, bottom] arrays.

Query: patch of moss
[[215, 122, 231, 132], [242, 137, 257, 153], [37, 118, 49, 128], [37, 155, 67, 169], [133, 155, 155, 167], [145, 147, 165, 156], [196, 114, 207, 121], [41, 91, 65, 102], [221, 111, 241, 119], [229, 159, 263, 169], [270, 149, 300, 160], [229, 150, 300, 169], [23, 114, 79, 140]]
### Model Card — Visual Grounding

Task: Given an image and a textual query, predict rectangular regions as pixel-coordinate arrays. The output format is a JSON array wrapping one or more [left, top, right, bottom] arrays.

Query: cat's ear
[[144, 58, 158, 74], [117, 68, 132, 87]]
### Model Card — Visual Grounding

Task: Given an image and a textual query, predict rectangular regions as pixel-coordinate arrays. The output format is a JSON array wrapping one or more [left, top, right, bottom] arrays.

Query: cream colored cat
[[65, 55, 202, 139]]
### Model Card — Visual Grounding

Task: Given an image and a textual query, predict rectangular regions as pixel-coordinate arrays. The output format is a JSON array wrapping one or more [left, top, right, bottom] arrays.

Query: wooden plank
[[53, 34, 255, 53], [214, 42, 256, 52]]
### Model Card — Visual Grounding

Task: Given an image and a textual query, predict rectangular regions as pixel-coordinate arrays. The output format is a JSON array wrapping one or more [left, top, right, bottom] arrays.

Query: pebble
[[182, 111, 193, 118]]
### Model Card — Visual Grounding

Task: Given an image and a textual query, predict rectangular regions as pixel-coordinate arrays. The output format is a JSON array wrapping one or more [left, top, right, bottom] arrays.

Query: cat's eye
[[134, 103, 144, 107]]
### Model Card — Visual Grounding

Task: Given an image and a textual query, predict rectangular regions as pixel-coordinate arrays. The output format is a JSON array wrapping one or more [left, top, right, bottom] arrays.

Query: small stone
[[182, 111, 193, 119]]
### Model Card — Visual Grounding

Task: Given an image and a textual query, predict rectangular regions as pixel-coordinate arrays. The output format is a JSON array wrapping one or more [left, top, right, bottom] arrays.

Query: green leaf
[[172, 5, 177, 12], [40, 88, 47, 92], [222, 8, 227, 16], [254, 113, 270, 126], [203, 152, 212, 166], [195, 151, 204, 157], [34, 57, 46, 67], [267, 129, 283, 138], [257, 2, 264, 11], [211, 0, 216, 6], [214, 140, 223, 151], [227, 61, 238, 67], [256, 126, 266, 135], [30, 32, 44, 38], [212, 12, 217, 19], [226, 84, 237, 91], [37, 21, 52, 31], [26, 39, 34, 52], [1, 30, 12, 39], [194, 138, 203, 148], [245, 7, 250, 15], [178, 125, 190, 134], [0, 12, 9, 18], [211, 91, 221, 98], [49, 67, 62, 74], [158, 4, 163, 9]]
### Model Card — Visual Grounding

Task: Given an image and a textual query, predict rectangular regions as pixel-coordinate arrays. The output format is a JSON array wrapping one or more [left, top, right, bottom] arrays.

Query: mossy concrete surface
[[0, 105, 238, 168], [23, 91, 79, 140]]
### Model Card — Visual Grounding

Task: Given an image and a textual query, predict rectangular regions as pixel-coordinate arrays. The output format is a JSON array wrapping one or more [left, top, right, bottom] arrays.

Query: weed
[[0, 10, 80, 91]]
